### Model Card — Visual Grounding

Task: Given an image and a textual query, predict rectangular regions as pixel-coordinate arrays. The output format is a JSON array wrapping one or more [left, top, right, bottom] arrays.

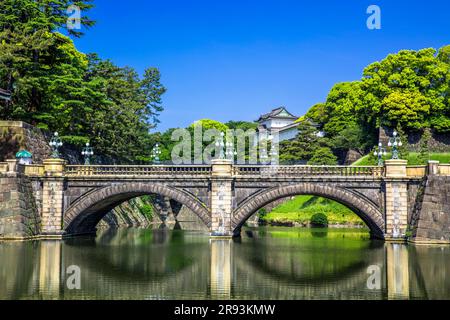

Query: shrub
[[310, 212, 328, 227], [258, 208, 267, 221], [139, 204, 153, 219], [307, 147, 338, 165]]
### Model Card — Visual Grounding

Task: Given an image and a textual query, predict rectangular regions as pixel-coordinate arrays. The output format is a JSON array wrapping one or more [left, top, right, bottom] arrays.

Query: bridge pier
[[41, 159, 66, 238], [384, 160, 408, 241], [210, 159, 233, 237]]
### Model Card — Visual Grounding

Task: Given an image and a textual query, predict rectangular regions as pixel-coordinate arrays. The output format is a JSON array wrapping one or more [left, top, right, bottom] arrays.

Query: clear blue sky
[[73, 0, 450, 132]]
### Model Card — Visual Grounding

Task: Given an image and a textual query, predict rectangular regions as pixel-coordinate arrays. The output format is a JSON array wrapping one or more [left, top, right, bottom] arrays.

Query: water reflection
[[386, 243, 409, 299], [0, 227, 449, 300], [210, 239, 232, 299], [38, 241, 62, 299]]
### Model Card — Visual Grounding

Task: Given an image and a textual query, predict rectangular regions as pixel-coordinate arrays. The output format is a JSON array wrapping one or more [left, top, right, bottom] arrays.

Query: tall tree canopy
[[0, 0, 166, 163], [282, 45, 449, 164]]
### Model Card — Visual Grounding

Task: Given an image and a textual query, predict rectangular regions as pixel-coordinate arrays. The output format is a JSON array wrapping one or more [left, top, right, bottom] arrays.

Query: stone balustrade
[[23, 164, 45, 176], [438, 164, 450, 175], [65, 164, 212, 177], [233, 165, 384, 177], [0, 162, 7, 173], [406, 165, 427, 177], [5, 160, 450, 179]]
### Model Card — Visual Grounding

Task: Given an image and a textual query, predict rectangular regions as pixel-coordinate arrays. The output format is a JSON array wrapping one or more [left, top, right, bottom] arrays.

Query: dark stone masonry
[[0, 172, 41, 238], [0, 121, 51, 163], [411, 175, 450, 242]]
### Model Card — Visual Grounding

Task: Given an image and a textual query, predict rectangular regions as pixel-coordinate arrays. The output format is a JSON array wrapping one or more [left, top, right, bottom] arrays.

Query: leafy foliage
[[279, 120, 326, 164], [310, 212, 328, 227], [0, 1, 166, 163], [418, 129, 432, 163], [290, 45, 450, 164], [307, 147, 337, 165]]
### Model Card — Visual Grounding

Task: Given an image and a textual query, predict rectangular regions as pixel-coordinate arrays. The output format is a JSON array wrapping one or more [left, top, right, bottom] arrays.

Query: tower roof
[[256, 107, 297, 122]]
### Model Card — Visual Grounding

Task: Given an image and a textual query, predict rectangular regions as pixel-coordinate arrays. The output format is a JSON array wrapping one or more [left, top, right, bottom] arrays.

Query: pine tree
[[307, 147, 338, 165], [395, 126, 409, 160], [418, 129, 432, 164], [279, 120, 327, 164]]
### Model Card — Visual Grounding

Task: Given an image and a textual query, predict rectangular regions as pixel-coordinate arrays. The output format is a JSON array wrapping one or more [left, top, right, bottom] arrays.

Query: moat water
[[0, 227, 449, 300]]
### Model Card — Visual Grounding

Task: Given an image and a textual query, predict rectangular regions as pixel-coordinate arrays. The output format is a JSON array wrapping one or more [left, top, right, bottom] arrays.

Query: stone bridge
[[1, 158, 450, 243]]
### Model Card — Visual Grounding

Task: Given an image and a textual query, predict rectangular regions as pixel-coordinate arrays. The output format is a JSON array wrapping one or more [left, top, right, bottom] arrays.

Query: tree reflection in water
[[0, 227, 450, 299]]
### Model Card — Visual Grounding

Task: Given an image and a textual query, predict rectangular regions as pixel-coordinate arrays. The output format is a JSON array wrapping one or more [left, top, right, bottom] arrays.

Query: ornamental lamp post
[[49, 132, 63, 158], [151, 143, 161, 164], [81, 142, 94, 165], [373, 142, 387, 166], [388, 130, 403, 159], [215, 132, 225, 160]]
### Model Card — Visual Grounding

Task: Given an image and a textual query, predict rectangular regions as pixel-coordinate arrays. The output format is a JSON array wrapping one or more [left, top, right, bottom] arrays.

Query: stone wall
[[0, 120, 84, 164], [0, 173, 41, 239], [0, 121, 51, 163], [176, 205, 209, 231], [98, 197, 156, 228], [98, 195, 180, 229], [379, 126, 450, 153], [410, 175, 450, 242]]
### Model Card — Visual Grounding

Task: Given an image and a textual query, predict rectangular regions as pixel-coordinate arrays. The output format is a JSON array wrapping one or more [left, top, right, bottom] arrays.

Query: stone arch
[[64, 183, 211, 235], [232, 183, 385, 239]]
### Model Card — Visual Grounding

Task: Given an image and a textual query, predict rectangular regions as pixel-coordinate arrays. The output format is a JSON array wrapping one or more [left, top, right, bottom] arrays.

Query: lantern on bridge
[[15, 150, 33, 165]]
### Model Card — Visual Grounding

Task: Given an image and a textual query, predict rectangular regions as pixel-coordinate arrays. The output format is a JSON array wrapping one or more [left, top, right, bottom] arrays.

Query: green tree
[[331, 122, 371, 155], [321, 82, 364, 137], [307, 147, 337, 165], [189, 119, 228, 132], [224, 120, 258, 131], [361, 48, 449, 132], [418, 129, 432, 163], [395, 126, 410, 160], [0, 0, 166, 164], [310, 212, 328, 227], [0, 0, 95, 37], [84, 57, 166, 162], [437, 45, 450, 64], [279, 120, 323, 164]]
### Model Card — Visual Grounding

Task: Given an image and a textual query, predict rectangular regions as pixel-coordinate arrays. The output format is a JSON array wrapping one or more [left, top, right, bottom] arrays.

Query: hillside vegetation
[[353, 152, 450, 166], [260, 195, 365, 226]]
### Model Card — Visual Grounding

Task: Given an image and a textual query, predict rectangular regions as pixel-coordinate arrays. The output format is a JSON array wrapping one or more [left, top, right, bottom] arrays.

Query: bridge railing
[[438, 164, 450, 175], [233, 165, 384, 177], [0, 162, 7, 173], [65, 165, 212, 177], [406, 165, 427, 177]]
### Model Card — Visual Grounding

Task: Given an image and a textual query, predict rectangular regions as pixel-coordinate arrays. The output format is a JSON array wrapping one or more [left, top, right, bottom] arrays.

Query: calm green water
[[1, 227, 449, 300]]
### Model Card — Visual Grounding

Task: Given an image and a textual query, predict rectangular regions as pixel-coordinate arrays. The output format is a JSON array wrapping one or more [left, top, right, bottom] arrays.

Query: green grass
[[261, 195, 365, 225], [352, 152, 450, 166]]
